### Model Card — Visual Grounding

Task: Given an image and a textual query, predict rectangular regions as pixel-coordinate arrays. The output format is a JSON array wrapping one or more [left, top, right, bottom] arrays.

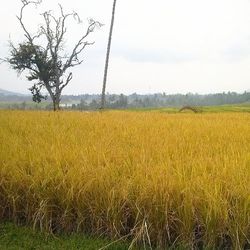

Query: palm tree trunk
[[101, 0, 117, 109]]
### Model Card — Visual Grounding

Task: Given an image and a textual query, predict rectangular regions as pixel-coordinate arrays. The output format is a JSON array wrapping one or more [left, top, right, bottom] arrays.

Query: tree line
[[2, 91, 248, 110], [71, 91, 250, 110]]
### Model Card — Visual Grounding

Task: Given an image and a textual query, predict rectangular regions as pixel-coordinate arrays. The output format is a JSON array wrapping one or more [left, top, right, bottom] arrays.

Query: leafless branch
[[0, 58, 6, 64], [59, 72, 73, 91], [63, 20, 102, 72], [18, 0, 42, 44]]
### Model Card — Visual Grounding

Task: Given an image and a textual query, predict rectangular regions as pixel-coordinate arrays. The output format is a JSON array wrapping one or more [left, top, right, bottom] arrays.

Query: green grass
[[0, 223, 132, 250], [0, 223, 220, 249], [1, 101, 250, 113], [129, 103, 250, 113], [200, 103, 250, 112]]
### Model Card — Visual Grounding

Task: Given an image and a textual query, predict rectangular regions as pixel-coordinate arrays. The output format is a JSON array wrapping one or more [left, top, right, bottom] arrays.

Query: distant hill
[[0, 88, 32, 103], [0, 88, 26, 96]]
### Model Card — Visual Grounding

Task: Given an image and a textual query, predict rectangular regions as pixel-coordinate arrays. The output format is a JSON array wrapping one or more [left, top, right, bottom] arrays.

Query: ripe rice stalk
[[0, 111, 249, 248]]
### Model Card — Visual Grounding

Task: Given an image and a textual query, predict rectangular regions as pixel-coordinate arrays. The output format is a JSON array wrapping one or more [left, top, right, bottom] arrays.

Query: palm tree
[[101, 0, 117, 109]]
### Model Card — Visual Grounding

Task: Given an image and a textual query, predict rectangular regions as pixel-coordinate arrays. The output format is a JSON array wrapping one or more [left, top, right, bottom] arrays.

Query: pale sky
[[0, 0, 250, 94]]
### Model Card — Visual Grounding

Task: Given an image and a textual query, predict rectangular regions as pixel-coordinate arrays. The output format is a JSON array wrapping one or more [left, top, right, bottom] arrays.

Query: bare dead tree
[[6, 0, 101, 111], [100, 0, 117, 109]]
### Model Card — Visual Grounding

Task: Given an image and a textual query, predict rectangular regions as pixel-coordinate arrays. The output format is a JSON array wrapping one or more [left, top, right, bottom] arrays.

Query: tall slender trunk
[[101, 0, 117, 109]]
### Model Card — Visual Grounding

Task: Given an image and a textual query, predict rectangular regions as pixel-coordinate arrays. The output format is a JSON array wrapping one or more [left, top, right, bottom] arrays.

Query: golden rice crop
[[0, 110, 249, 249]]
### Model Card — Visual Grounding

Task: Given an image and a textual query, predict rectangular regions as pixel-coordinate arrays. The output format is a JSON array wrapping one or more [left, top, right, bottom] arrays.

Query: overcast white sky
[[0, 0, 250, 94]]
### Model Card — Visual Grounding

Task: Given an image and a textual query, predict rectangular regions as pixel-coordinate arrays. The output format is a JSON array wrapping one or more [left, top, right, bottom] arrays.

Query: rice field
[[0, 110, 249, 249]]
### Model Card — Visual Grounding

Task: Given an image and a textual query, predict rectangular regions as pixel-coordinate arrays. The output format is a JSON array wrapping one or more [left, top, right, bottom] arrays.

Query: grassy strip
[[0, 223, 131, 250], [128, 103, 250, 113], [1, 102, 250, 112]]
